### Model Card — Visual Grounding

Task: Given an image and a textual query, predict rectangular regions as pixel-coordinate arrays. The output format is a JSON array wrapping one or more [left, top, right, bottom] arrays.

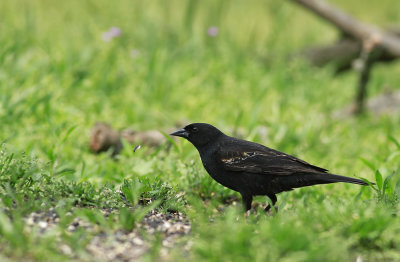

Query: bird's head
[[170, 123, 224, 148]]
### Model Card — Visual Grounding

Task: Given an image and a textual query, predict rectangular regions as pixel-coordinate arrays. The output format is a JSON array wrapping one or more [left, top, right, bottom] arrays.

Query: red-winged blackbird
[[171, 123, 371, 211]]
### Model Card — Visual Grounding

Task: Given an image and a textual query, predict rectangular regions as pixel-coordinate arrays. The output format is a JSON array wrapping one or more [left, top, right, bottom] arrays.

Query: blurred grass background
[[1, 0, 400, 261]]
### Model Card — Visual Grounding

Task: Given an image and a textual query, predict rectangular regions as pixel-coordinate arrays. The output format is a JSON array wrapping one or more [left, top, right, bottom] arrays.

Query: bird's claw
[[265, 205, 278, 214]]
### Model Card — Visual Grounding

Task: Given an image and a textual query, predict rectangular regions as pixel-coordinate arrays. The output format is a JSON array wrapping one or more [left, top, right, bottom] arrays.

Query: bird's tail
[[311, 173, 372, 186], [275, 173, 373, 193]]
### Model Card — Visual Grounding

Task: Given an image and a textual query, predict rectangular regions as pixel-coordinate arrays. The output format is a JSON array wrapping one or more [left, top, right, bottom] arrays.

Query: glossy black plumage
[[171, 123, 370, 211]]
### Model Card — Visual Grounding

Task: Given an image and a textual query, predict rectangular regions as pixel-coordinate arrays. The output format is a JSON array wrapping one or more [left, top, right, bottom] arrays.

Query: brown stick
[[353, 38, 383, 114], [353, 51, 373, 114], [299, 38, 361, 71], [299, 27, 400, 72], [291, 0, 400, 56]]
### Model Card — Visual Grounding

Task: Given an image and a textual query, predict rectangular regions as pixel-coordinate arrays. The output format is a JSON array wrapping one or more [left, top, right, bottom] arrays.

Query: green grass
[[1, 0, 400, 261]]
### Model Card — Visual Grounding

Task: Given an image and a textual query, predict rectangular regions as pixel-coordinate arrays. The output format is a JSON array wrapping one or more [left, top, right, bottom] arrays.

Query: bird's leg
[[265, 194, 277, 212], [240, 193, 253, 211]]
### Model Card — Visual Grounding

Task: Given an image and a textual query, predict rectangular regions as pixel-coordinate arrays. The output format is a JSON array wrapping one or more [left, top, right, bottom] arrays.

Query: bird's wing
[[216, 138, 328, 175]]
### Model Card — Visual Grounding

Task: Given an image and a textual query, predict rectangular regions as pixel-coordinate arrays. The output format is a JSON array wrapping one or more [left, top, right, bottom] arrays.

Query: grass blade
[[388, 135, 400, 150], [61, 125, 78, 143], [160, 130, 180, 152], [375, 170, 383, 190], [360, 158, 375, 172]]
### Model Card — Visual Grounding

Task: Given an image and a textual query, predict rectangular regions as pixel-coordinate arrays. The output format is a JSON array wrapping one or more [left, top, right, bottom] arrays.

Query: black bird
[[171, 123, 370, 211]]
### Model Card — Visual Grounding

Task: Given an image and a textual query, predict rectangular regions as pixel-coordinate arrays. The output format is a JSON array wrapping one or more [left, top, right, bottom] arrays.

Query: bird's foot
[[244, 207, 259, 217], [265, 205, 278, 215]]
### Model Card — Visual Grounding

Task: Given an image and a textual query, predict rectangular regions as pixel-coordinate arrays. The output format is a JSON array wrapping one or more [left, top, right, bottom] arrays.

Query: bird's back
[[200, 135, 368, 195]]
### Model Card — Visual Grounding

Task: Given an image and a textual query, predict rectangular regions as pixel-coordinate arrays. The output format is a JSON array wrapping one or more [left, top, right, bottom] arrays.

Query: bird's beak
[[170, 128, 189, 138]]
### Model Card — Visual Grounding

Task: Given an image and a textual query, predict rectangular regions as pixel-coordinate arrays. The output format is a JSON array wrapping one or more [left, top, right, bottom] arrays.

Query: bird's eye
[[192, 127, 198, 132]]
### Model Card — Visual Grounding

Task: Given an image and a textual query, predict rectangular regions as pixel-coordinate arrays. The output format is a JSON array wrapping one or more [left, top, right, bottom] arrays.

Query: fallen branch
[[299, 27, 400, 73], [353, 40, 378, 114], [292, 0, 400, 56], [290, 0, 400, 114]]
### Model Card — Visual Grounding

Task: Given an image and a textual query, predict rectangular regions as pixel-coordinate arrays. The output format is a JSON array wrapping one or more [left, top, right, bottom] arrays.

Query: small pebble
[[60, 244, 73, 256], [38, 221, 48, 229]]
